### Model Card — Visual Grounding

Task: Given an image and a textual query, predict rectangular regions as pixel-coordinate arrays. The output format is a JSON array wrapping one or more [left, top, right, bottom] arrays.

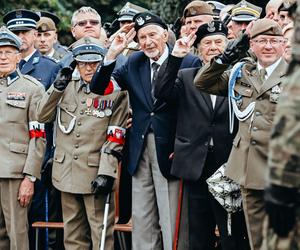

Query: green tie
[[259, 68, 267, 83]]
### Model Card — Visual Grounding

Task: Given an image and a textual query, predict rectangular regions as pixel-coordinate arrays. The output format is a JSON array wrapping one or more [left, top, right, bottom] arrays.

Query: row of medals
[[85, 98, 114, 118]]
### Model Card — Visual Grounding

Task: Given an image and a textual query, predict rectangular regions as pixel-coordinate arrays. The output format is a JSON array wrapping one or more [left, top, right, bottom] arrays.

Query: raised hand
[[106, 26, 136, 61], [171, 32, 197, 58]]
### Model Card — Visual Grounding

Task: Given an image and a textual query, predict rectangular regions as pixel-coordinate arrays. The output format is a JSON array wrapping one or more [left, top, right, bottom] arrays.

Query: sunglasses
[[75, 19, 100, 27]]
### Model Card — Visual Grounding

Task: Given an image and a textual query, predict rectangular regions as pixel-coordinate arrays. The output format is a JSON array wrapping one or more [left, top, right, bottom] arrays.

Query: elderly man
[[194, 19, 287, 250], [154, 21, 249, 250], [37, 36, 129, 250], [0, 26, 45, 250], [3, 9, 60, 89], [90, 12, 200, 250]]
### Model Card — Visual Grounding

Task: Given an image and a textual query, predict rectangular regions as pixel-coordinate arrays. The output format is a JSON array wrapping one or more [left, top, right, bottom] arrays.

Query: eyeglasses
[[77, 61, 100, 68], [0, 50, 19, 58], [74, 19, 100, 27], [253, 38, 285, 46]]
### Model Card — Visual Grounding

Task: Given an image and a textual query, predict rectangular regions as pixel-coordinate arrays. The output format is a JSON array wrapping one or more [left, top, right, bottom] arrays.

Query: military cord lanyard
[[57, 106, 76, 134], [228, 62, 256, 133]]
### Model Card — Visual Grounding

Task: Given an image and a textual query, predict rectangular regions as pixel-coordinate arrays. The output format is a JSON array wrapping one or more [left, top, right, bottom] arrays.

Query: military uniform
[[0, 67, 45, 249], [194, 19, 287, 250], [37, 36, 129, 250], [37, 81, 129, 249], [263, 68, 300, 248]]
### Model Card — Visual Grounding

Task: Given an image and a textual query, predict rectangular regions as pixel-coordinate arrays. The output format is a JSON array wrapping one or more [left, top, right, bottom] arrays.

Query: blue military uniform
[[20, 49, 60, 90]]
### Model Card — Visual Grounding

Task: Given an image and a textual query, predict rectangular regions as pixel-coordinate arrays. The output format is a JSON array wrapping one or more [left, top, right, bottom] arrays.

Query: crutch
[[100, 193, 111, 250], [173, 179, 184, 250]]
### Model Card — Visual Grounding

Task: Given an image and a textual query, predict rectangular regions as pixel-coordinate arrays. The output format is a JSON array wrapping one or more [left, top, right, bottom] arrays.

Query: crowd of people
[[0, 0, 299, 249]]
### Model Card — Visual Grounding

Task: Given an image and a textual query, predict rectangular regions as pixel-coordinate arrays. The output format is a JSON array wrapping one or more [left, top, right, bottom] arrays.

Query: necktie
[[151, 62, 160, 101], [19, 59, 26, 70], [259, 68, 267, 83]]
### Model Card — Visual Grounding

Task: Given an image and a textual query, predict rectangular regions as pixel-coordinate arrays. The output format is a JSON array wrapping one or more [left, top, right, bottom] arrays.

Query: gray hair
[[71, 6, 102, 27]]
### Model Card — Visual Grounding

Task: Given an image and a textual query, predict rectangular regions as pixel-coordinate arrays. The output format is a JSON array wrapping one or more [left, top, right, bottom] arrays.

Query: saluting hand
[[106, 24, 136, 61], [171, 32, 197, 58], [18, 177, 34, 207]]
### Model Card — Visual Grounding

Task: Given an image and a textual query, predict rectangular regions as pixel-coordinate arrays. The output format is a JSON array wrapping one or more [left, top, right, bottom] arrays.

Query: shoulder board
[[45, 55, 60, 63], [23, 74, 44, 88], [41, 55, 59, 64]]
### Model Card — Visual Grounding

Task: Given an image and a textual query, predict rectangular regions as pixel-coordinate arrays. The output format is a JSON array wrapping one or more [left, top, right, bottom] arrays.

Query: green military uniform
[[194, 19, 287, 250], [37, 80, 129, 249], [263, 69, 300, 249]]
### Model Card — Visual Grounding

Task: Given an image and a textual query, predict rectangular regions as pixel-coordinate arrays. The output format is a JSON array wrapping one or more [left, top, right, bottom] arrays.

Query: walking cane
[[100, 193, 111, 250], [173, 179, 184, 250]]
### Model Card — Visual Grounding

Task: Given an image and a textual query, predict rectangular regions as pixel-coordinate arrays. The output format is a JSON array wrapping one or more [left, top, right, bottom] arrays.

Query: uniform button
[[80, 110, 84, 115], [204, 142, 208, 146], [76, 133, 80, 137], [253, 127, 258, 131], [141, 135, 144, 139], [150, 112, 154, 116], [74, 155, 78, 160], [255, 111, 261, 116], [77, 121, 81, 126], [75, 144, 79, 148], [251, 140, 256, 145]]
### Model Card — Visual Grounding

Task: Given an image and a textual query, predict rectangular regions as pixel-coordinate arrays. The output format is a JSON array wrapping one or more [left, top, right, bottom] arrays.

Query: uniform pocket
[[53, 152, 65, 163], [9, 142, 28, 154], [6, 100, 27, 108], [88, 155, 100, 167]]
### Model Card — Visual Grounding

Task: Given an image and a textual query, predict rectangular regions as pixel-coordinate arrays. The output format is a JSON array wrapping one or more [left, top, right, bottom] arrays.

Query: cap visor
[[75, 54, 103, 62], [118, 15, 134, 22], [232, 15, 257, 22]]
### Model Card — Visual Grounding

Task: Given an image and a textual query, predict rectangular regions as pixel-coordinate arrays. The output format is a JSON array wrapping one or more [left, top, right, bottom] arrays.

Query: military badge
[[269, 85, 282, 103], [207, 22, 216, 32], [136, 17, 145, 26], [7, 92, 26, 100]]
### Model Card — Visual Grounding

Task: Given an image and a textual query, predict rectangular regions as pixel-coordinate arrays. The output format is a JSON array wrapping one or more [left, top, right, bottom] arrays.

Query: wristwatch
[[26, 175, 36, 183]]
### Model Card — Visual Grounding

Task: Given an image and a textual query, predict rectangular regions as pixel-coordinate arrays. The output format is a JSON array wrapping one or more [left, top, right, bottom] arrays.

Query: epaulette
[[45, 55, 60, 63], [41, 55, 59, 64], [23, 74, 45, 88]]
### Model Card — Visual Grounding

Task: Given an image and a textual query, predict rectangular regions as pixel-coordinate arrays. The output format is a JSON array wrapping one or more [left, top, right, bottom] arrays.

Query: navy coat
[[20, 50, 60, 90], [90, 50, 200, 178]]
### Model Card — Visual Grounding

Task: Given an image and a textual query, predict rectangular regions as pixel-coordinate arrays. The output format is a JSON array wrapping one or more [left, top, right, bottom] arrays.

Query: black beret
[[133, 12, 168, 32], [193, 21, 228, 47]]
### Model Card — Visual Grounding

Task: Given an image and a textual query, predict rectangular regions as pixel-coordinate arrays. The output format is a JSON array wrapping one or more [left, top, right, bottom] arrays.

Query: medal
[[92, 98, 100, 117], [104, 100, 114, 117], [85, 98, 93, 115]]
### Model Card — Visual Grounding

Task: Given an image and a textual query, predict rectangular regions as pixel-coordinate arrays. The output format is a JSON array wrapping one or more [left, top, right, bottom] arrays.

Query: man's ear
[[162, 29, 169, 42], [71, 26, 77, 39]]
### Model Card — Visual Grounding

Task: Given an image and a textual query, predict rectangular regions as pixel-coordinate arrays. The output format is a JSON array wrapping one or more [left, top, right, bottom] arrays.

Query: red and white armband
[[29, 121, 46, 139], [106, 126, 126, 145]]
